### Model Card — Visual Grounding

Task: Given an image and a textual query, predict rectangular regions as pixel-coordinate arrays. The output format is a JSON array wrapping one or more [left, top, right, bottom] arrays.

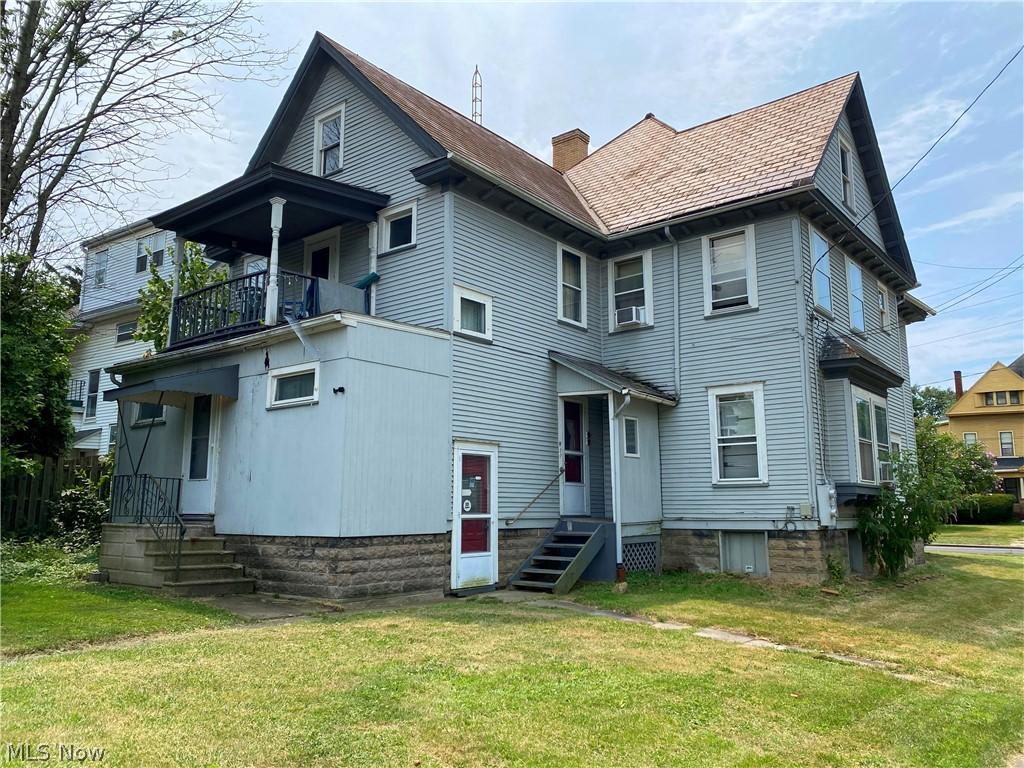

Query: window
[[839, 140, 856, 211], [135, 233, 165, 273], [847, 258, 865, 332], [303, 232, 337, 281], [608, 250, 653, 329], [708, 382, 767, 484], [378, 201, 416, 253], [623, 417, 640, 457], [703, 226, 757, 315], [188, 396, 212, 480], [453, 285, 492, 341], [984, 392, 995, 406], [133, 402, 165, 425], [557, 244, 587, 327], [115, 321, 137, 344], [93, 250, 108, 287], [890, 432, 904, 462], [244, 255, 267, 274], [996, 391, 1008, 405], [811, 228, 832, 313], [877, 283, 890, 332], [85, 369, 100, 419], [314, 106, 344, 176], [1000, 431, 1015, 457], [107, 423, 119, 455], [963, 432, 978, 446], [1012, 391, 1022, 405], [267, 362, 320, 409], [853, 387, 889, 484]]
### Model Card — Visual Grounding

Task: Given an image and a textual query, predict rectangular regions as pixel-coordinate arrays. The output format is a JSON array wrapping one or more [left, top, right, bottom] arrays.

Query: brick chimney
[[954, 370, 964, 399], [551, 129, 590, 172]]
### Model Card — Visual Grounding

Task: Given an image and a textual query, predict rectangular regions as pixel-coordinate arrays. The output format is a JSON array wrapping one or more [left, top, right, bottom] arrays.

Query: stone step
[[153, 563, 246, 582], [141, 536, 227, 555], [148, 550, 238, 567], [162, 577, 255, 597]]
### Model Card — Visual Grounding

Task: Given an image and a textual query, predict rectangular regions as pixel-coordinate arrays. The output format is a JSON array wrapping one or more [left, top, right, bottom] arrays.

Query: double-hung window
[[996, 391, 1008, 405], [116, 321, 137, 344], [267, 362, 320, 409], [811, 228, 832, 313], [877, 282, 890, 332], [85, 369, 100, 419], [839, 140, 856, 211], [557, 245, 587, 327], [623, 417, 640, 458], [963, 432, 978, 446], [378, 200, 416, 253], [853, 387, 890, 484], [708, 382, 767, 484], [847, 258, 865, 332], [135, 233, 165, 273], [93, 250, 108, 287], [454, 285, 492, 341], [703, 226, 757, 315], [999, 431, 1015, 457], [608, 251, 653, 329], [314, 105, 344, 176]]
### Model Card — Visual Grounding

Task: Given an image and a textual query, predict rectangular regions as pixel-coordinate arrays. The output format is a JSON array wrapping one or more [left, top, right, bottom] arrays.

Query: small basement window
[[454, 285, 492, 341], [623, 417, 640, 457], [379, 200, 416, 253], [267, 362, 320, 408]]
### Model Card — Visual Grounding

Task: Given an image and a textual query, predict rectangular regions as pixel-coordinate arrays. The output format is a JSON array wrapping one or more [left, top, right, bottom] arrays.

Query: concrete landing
[[197, 593, 340, 621]]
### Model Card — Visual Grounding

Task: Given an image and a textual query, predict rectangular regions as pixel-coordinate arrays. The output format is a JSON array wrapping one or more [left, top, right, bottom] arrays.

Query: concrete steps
[[162, 576, 257, 597]]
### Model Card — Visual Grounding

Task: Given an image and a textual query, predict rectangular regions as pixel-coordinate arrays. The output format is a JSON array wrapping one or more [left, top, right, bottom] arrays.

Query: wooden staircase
[[509, 520, 609, 594]]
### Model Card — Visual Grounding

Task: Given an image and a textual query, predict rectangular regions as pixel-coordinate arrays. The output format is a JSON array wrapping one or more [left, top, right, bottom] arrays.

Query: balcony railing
[[168, 268, 369, 348], [67, 378, 86, 409]]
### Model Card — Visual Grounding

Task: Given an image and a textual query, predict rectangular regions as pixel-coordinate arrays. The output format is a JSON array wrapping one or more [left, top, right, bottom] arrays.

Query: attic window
[[315, 105, 344, 176], [839, 140, 856, 211]]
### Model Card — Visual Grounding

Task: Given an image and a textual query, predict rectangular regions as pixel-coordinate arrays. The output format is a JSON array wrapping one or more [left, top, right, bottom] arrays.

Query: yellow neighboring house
[[938, 354, 1024, 503]]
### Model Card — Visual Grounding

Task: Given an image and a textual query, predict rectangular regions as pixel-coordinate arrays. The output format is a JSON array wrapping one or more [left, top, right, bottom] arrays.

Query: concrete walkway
[[925, 544, 1023, 556]]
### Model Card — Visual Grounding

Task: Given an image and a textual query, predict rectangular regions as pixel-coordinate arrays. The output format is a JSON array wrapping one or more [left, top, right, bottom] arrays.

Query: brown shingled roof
[[322, 36, 601, 230], [566, 74, 859, 233]]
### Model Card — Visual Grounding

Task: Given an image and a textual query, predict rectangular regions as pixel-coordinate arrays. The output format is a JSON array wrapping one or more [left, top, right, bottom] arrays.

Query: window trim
[[243, 254, 267, 274], [135, 232, 165, 273], [707, 381, 768, 486], [377, 199, 417, 255], [312, 104, 345, 177], [132, 401, 166, 427], [852, 386, 889, 485], [999, 431, 1015, 457], [303, 229, 340, 282], [839, 138, 856, 212], [85, 369, 100, 421], [963, 432, 978, 446], [846, 256, 866, 332], [877, 281, 891, 333], [93, 250, 108, 287], [622, 416, 640, 458], [557, 243, 588, 329], [115, 320, 137, 345], [810, 225, 833, 314], [607, 250, 654, 331], [266, 361, 321, 409], [453, 284, 493, 342], [995, 391, 1008, 406], [701, 225, 758, 317]]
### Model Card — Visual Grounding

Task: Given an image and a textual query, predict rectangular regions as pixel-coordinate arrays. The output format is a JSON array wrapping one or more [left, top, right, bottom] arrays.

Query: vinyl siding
[[451, 194, 602, 526], [80, 230, 175, 315], [815, 110, 884, 248]]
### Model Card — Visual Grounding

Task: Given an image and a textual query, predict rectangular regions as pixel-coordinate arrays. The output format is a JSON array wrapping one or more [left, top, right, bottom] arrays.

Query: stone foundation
[[767, 529, 849, 584], [662, 529, 720, 573], [498, 527, 551, 583], [223, 533, 450, 599]]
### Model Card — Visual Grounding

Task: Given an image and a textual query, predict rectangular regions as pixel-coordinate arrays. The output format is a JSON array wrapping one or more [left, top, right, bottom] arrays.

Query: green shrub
[[953, 494, 1017, 524], [49, 468, 108, 542], [0, 537, 98, 584]]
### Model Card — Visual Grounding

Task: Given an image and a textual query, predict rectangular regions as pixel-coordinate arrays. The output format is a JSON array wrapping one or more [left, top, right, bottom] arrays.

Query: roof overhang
[[820, 334, 904, 397], [104, 365, 239, 408], [898, 293, 935, 324], [151, 163, 389, 260], [549, 350, 676, 405]]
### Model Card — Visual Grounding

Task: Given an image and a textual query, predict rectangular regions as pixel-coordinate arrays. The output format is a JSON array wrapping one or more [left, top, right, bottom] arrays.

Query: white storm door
[[180, 395, 217, 517], [451, 443, 498, 590], [562, 399, 587, 516]]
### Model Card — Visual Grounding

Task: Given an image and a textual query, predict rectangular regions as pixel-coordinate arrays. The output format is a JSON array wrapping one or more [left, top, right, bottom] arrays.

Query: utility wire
[[935, 263, 1023, 311], [919, 255, 1023, 301], [915, 370, 990, 387], [909, 319, 1022, 348], [915, 258, 1024, 270], [936, 290, 1023, 315]]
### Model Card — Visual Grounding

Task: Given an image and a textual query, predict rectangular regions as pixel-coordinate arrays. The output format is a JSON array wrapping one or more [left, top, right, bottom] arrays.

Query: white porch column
[[367, 220, 378, 315], [265, 197, 286, 326], [166, 234, 185, 347]]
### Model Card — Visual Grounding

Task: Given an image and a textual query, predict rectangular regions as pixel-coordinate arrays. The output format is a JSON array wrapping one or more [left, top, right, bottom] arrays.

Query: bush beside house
[[953, 494, 1017, 524]]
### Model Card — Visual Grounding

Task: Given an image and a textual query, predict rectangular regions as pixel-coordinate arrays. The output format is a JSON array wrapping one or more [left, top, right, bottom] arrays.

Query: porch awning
[[819, 334, 903, 396], [548, 351, 677, 406], [103, 365, 239, 408]]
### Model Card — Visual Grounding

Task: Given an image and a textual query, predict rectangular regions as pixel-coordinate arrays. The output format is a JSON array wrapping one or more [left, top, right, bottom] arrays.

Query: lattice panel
[[623, 540, 659, 573]]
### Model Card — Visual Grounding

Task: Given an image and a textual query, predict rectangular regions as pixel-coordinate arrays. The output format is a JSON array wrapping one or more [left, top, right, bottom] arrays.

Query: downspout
[[792, 217, 820, 522], [664, 226, 681, 397], [609, 388, 631, 566]]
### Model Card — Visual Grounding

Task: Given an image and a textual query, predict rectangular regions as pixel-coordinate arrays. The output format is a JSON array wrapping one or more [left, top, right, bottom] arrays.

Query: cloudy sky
[[109, 1, 1024, 390]]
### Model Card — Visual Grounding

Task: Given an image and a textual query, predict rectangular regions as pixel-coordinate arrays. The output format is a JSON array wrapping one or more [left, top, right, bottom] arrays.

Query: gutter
[[81, 218, 158, 250]]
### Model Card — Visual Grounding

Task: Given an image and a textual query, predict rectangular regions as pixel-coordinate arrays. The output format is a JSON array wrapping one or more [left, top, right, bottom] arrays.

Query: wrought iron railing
[[170, 269, 268, 347], [67, 378, 86, 408], [109, 474, 185, 581]]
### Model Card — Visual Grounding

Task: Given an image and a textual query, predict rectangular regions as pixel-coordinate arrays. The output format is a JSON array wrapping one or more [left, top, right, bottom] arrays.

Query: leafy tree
[[915, 417, 1000, 495], [0, 253, 78, 474], [912, 385, 956, 420], [135, 242, 226, 349]]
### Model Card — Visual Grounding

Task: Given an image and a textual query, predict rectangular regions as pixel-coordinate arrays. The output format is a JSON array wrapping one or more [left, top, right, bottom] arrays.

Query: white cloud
[[898, 150, 1022, 199], [909, 191, 1023, 237]]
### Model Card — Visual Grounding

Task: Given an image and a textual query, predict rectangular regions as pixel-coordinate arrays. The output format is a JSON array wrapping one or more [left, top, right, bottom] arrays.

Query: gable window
[[847, 258, 865, 332], [839, 140, 856, 211], [314, 106, 344, 176], [703, 226, 757, 315], [85, 369, 100, 419], [1012, 391, 1022, 405], [984, 392, 994, 406], [557, 245, 587, 327], [996, 391, 1008, 405], [877, 282, 890, 332], [811, 228, 832, 313], [454, 285, 492, 341], [115, 321, 137, 344], [608, 251, 653, 329], [378, 200, 416, 253], [963, 432, 978, 446], [267, 362, 320, 409], [134, 401, 165, 425], [135, 233, 165, 273], [999, 431, 1014, 457], [853, 387, 889, 484], [708, 382, 768, 484], [623, 417, 640, 457], [93, 250, 108, 287]]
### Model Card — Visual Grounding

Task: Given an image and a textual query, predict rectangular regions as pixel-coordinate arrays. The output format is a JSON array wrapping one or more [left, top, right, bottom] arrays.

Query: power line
[[918, 255, 1023, 301], [915, 370, 990, 387], [909, 319, 1022, 348], [935, 263, 1023, 311], [915, 259, 1023, 270], [934, 290, 1023, 315]]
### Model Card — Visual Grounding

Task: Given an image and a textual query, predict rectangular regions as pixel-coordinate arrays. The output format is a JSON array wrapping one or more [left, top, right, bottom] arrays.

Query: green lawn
[[933, 522, 1024, 547], [2, 552, 1022, 767]]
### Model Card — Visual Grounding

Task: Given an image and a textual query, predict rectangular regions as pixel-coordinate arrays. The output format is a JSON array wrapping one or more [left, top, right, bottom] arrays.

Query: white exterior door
[[180, 395, 217, 517], [451, 442, 498, 590], [562, 399, 587, 516]]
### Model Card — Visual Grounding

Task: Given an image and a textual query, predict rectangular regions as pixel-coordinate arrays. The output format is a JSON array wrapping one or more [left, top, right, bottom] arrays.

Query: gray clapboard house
[[98, 33, 931, 597]]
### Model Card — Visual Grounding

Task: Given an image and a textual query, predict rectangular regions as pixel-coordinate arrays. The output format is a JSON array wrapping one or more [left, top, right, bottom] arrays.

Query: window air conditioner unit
[[616, 305, 645, 326]]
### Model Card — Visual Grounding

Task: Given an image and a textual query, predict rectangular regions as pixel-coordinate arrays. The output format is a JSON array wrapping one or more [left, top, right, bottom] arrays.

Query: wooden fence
[[1, 455, 105, 536]]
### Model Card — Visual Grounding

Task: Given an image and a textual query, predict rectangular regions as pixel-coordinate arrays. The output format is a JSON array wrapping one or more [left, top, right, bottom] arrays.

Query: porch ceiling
[[151, 163, 390, 260]]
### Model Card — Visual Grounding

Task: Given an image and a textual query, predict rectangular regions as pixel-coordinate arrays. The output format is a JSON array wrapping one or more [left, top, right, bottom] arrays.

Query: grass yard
[[933, 522, 1024, 547], [2, 552, 1022, 767]]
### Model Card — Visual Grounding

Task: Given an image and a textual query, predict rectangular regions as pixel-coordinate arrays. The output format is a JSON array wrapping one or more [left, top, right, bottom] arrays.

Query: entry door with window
[[451, 443, 498, 590], [180, 395, 216, 518], [562, 399, 587, 516]]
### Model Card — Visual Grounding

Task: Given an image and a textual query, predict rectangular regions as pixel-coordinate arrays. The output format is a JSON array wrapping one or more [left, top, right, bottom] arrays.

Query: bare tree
[[0, 0, 288, 274]]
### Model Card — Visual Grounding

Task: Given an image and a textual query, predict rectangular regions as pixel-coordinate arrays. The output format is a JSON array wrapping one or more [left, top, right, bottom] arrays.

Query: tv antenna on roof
[[471, 66, 482, 125]]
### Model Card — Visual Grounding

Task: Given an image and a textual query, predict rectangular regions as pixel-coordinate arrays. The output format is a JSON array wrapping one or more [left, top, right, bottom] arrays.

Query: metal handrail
[[109, 475, 186, 581], [505, 467, 565, 527]]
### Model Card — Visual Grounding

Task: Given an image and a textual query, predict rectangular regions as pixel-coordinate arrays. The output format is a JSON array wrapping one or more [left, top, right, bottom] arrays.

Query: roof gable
[[947, 362, 1024, 416]]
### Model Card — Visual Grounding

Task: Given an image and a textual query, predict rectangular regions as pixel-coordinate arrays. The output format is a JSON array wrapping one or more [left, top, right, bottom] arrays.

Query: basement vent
[[623, 540, 659, 573]]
